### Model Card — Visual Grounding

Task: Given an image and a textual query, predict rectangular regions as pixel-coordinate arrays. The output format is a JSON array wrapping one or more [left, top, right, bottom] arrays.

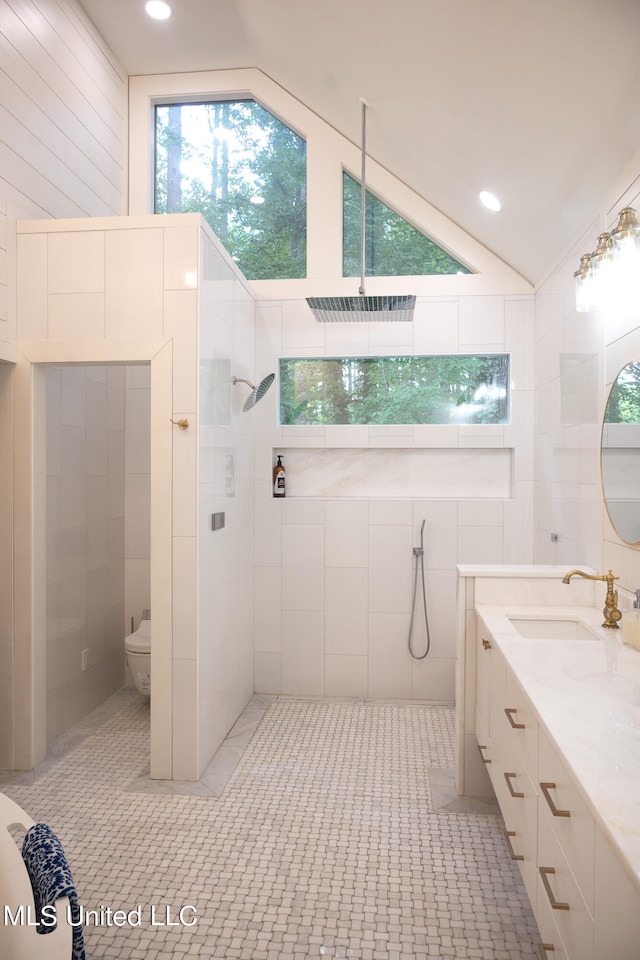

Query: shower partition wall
[[9, 214, 255, 780]]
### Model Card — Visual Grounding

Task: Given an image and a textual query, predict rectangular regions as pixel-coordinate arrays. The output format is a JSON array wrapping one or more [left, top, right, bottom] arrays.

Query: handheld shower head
[[232, 373, 275, 412]]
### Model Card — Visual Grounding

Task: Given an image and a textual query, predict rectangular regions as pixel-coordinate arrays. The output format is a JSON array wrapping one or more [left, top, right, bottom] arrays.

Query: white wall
[[0, 0, 127, 356], [253, 292, 536, 701], [534, 164, 640, 601], [197, 234, 255, 772]]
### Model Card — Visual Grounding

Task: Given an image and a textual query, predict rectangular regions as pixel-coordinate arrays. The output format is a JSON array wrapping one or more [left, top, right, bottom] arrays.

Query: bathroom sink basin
[[508, 617, 600, 641]]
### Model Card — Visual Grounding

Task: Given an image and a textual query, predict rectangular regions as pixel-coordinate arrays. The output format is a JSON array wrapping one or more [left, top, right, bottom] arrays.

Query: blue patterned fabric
[[21, 822, 85, 960]]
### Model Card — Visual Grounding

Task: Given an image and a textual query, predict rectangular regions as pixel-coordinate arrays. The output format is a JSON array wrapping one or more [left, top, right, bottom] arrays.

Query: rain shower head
[[232, 373, 275, 412], [306, 99, 415, 324], [306, 294, 416, 323]]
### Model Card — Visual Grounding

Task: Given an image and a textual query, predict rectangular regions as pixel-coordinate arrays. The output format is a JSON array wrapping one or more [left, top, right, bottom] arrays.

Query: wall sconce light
[[575, 207, 640, 314]]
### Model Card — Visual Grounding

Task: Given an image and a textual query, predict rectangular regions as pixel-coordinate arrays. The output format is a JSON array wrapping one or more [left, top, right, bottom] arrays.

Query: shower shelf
[[271, 446, 513, 500]]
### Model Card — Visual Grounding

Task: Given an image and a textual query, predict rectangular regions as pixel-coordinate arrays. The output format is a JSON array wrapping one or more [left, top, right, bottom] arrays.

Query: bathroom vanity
[[457, 565, 640, 960]]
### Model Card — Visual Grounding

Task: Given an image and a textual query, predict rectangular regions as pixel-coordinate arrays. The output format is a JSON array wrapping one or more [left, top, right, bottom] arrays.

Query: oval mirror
[[602, 361, 640, 544]]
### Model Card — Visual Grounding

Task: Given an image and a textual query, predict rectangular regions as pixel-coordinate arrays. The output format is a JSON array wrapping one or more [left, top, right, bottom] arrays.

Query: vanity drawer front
[[501, 816, 537, 914], [535, 882, 570, 960], [538, 727, 595, 913], [538, 809, 594, 960], [493, 738, 537, 856], [503, 668, 538, 782]]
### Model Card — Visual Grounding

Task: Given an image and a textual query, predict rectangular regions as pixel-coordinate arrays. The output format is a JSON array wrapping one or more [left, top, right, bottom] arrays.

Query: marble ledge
[[457, 563, 596, 578]]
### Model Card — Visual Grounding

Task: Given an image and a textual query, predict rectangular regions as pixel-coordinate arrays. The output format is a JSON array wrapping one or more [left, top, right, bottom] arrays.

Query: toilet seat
[[125, 618, 151, 696], [125, 620, 151, 654]]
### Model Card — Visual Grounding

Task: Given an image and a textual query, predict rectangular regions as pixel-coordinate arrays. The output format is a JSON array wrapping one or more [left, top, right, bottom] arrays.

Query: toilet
[[125, 612, 151, 696]]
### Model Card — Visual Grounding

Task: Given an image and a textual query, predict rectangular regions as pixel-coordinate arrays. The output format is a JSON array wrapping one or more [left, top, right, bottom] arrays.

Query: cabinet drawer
[[493, 738, 537, 856], [535, 884, 570, 960], [538, 809, 594, 960], [501, 818, 537, 914], [504, 668, 538, 782], [538, 727, 595, 913]]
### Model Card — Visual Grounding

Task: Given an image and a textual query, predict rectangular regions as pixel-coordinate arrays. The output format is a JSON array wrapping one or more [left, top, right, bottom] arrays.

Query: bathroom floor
[[1, 690, 540, 959]]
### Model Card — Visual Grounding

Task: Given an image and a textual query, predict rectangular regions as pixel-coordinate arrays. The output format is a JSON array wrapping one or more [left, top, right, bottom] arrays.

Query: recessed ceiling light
[[145, 1, 171, 20], [479, 190, 502, 212]]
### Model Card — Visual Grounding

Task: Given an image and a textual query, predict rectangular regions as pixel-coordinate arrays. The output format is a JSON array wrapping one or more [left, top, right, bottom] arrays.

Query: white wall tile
[[254, 651, 282, 694], [282, 523, 324, 610], [164, 289, 198, 412], [173, 536, 197, 659], [124, 473, 150, 558], [369, 500, 412, 526], [254, 481, 282, 566], [368, 524, 413, 613], [281, 611, 324, 695], [105, 229, 164, 339], [459, 295, 505, 346], [325, 499, 368, 567], [368, 612, 412, 699], [48, 232, 105, 294], [282, 299, 325, 351], [411, 502, 459, 570], [254, 566, 282, 653], [282, 498, 325, 524], [413, 299, 459, 354], [325, 654, 367, 698], [48, 292, 105, 340], [16, 234, 47, 338], [164, 226, 198, 290], [172, 658, 198, 780], [411, 657, 455, 701], [325, 567, 368, 655], [457, 525, 504, 564]]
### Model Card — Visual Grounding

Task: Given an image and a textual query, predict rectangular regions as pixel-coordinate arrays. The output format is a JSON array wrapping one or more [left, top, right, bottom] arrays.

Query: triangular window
[[343, 172, 470, 277]]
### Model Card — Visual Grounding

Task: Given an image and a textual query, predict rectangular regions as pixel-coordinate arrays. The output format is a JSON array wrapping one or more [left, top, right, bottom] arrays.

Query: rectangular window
[[279, 355, 509, 425]]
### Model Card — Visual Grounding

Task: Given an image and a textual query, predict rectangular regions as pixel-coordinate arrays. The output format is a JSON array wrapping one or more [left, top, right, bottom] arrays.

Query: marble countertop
[[475, 603, 640, 890]]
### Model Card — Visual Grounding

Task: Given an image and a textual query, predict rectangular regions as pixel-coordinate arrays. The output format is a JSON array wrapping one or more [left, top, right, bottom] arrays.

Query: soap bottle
[[273, 454, 286, 498], [622, 589, 640, 651]]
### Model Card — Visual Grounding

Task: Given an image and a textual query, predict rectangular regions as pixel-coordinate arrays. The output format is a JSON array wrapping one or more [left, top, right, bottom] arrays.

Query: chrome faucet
[[562, 568, 622, 629]]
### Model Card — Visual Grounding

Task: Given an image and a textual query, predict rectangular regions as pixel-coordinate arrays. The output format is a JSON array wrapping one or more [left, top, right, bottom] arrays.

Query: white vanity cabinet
[[474, 613, 640, 960]]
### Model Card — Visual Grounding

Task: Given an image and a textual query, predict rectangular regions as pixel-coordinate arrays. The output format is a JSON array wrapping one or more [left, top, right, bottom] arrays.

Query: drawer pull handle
[[540, 782, 571, 818], [505, 707, 525, 729], [539, 866, 570, 911], [504, 772, 524, 798], [478, 744, 491, 764], [504, 830, 524, 861], [538, 945, 555, 957], [482, 638, 491, 650]]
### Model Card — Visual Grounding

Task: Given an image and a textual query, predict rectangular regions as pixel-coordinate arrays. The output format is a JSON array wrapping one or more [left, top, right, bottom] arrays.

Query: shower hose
[[408, 519, 431, 660]]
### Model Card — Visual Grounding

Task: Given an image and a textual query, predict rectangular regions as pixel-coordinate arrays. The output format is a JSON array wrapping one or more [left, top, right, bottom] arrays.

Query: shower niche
[[271, 446, 513, 499]]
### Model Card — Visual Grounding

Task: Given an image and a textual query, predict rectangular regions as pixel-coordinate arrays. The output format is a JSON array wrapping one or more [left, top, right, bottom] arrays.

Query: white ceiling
[[77, 0, 640, 285]]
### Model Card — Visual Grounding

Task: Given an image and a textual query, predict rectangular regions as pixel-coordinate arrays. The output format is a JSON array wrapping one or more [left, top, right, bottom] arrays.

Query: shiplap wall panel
[[0, 30, 124, 190], [0, 0, 127, 346]]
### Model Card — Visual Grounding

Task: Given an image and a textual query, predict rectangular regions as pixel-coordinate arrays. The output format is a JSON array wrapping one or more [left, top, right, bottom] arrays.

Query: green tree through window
[[343, 173, 470, 277], [155, 100, 307, 280], [279, 355, 509, 425], [605, 362, 640, 423]]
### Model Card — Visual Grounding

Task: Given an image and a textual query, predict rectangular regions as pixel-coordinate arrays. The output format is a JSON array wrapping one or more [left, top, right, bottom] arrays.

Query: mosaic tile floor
[[1, 691, 540, 959]]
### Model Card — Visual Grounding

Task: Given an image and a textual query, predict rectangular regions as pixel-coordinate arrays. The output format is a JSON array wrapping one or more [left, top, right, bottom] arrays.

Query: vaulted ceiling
[[77, 0, 640, 286]]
